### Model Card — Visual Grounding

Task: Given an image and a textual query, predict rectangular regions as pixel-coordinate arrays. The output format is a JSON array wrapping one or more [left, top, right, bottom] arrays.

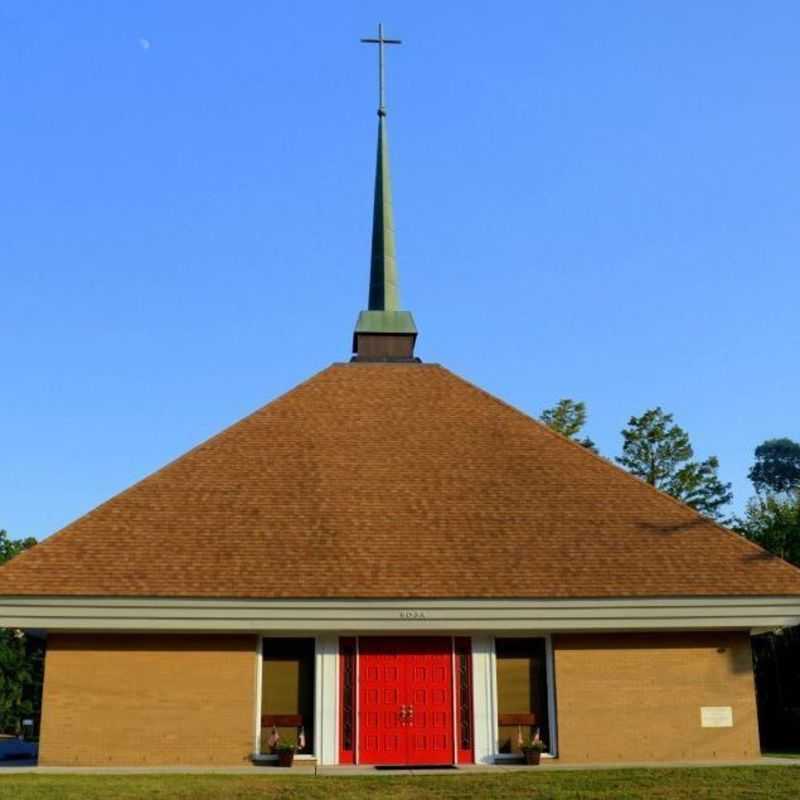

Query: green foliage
[[740, 443, 800, 754], [735, 495, 800, 567], [616, 407, 733, 521], [0, 630, 37, 733], [0, 531, 40, 735], [670, 456, 733, 521], [748, 438, 800, 495], [737, 438, 800, 565], [0, 530, 36, 565], [541, 399, 586, 438], [616, 408, 691, 484], [540, 399, 597, 452]]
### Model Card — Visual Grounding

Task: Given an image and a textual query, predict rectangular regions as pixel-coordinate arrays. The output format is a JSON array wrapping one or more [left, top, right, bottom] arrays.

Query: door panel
[[405, 638, 454, 765], [358, 638, 408, 764], [357, 637, 454, 766]]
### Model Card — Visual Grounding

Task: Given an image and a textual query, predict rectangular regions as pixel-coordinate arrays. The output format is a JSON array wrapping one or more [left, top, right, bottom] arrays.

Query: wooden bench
[[498, 713, 536, 726], [261, 714, 303, 728]]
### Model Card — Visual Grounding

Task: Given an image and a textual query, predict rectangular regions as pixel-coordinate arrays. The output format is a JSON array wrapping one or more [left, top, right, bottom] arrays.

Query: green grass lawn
[[0, 767, 798, 800]]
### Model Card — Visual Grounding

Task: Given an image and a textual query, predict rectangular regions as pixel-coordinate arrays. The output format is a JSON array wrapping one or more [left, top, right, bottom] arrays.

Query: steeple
[[368, 114, 398, 311], [353, 24, 418, 362]]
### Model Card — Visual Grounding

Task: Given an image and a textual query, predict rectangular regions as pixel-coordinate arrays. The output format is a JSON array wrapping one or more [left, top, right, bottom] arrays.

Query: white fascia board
[[1, 596, 799, 632]]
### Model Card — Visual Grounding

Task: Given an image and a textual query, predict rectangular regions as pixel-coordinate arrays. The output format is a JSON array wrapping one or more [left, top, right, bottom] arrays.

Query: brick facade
[[553, 631, 760, 763], [38, 630, 762, 766], [39, 633, 257, 766]]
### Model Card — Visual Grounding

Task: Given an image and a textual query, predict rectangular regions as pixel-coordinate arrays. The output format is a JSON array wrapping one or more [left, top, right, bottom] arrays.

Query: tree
[[540, 399, 597, 452], [737, 439, 800, 566], [616, 407, 733, 521], [734, 468, 800, 748], [0, 631, 36, 734], [0, 530, 39, 735], [748, 438, 800, 495], [736, 452, 800, 752], [0, 530, 36, 565], [735, 494, 800, 567]]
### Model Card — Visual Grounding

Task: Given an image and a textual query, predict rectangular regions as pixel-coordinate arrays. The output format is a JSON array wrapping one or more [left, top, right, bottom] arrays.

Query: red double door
[[358, 636, 454, 765]]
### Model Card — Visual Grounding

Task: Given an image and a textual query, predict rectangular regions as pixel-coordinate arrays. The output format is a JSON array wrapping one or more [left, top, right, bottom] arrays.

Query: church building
[[2, 28, 800, 769]]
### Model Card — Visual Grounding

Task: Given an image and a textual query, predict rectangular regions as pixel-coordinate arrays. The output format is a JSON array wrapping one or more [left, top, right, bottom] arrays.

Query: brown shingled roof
[[2, 363, 800, 599]]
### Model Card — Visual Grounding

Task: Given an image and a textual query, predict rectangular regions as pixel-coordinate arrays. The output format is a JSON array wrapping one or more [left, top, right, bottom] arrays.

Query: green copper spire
[[354, 24, 417, 360], [368, 114, 398, 310]]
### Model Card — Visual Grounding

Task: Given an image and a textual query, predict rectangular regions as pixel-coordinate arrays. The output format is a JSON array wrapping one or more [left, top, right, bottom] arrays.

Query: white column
[[253, 636, 264, 755], [471, 634, 497, 765], [316, 634, 339, 765], [544, 634, 558, 757]]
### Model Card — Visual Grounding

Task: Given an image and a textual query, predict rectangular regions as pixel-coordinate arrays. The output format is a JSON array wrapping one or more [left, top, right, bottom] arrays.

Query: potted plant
[[275, 741, 296, 767], [520, 730, 547, 765]]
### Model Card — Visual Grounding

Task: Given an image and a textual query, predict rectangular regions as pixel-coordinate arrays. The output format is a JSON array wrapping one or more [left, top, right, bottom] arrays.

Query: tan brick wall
[[553, 631, 760, 763], [39, 633, 258, 766]]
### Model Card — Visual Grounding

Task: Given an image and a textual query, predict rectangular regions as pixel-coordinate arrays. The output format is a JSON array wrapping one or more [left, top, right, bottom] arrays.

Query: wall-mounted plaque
[[700, 706, 733, 727]]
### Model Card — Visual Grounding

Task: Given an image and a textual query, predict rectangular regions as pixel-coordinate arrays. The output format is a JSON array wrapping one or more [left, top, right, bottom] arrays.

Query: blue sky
[[3, 1, 799, 540]]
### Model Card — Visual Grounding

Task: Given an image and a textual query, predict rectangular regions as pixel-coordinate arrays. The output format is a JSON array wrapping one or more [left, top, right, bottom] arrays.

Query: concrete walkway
[[0, 757, 797, 775]]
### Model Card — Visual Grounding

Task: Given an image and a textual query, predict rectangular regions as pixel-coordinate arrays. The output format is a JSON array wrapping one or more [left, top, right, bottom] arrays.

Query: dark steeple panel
[[368, 114, 399, 312], [353, 25, 418, 362]]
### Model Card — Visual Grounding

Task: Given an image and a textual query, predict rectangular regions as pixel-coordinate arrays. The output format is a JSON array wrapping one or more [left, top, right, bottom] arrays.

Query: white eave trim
[[1, 596, 799, 632]]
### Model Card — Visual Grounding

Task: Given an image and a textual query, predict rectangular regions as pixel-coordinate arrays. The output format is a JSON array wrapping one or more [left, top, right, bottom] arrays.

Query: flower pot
[[277, 750, 295, 767], [522, 749, 541, 765]]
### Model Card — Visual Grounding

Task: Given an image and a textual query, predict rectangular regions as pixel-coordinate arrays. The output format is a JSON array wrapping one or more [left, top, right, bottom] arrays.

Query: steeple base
[[352, 333, 419, 362], [352, 310, 418, 361]]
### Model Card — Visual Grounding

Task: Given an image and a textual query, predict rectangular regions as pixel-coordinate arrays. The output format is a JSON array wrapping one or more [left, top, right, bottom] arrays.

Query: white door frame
[[480, 634, 558, 763]]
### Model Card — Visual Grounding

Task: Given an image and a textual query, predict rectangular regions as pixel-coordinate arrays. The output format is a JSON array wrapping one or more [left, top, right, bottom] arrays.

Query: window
[[261, 638, 315, 755], [339, 637, 356, 763], [495, 638, 551, 754], [455, 636, 474, 762]]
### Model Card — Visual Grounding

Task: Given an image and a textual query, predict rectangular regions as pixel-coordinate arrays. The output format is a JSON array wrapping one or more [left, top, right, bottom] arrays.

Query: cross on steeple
[[360, 23, 402, 116]]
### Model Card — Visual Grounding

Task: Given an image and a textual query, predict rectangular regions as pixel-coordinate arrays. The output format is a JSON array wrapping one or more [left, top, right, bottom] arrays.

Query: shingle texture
[[2, 363, 800, 599]]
